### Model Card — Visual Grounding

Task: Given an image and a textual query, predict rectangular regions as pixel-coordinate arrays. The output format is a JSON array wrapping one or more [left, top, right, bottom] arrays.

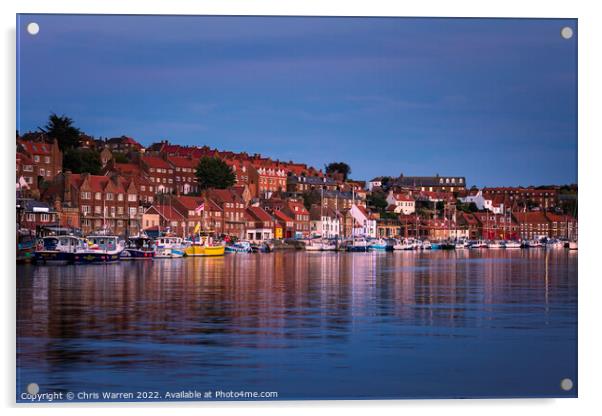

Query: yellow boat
[[184, 244, 225, 257]]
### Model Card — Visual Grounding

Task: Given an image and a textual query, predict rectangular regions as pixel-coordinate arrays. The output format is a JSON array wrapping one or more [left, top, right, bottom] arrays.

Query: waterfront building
[[350, 204, 377, 238], [142, 205, 186, 236], [458, 188, 487, 210], [17, 135, 63, 188], [272, 210, 295, 239], [171, 195, 223, 236], [473, 212, 519, 240], [17, 199, 59, 231], [141, 155, 174, 194], [207, 188, 247, 239], [544, 212, 578, 240], [244, 206, 275, 242], [482, 187, 559, 211], [512, 211, 552, 240], [287, 175, 338, 196], [166, 156, 198, 195], [457, 212, 481, 240], [376, 218, 401, 238], [309, 205, 340, 238]]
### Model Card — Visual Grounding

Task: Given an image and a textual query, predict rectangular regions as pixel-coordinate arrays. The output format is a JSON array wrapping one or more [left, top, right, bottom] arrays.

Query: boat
[[121, 236, 155, 259], [393, 238, 414, 250], [471, 240, 489, 248], [454, 239, 469, 249], [421, 240, 432, 250], [34, 235, 88, 264], [225, 241, 253, 253], [154, 236, 186, 258], [346, 237, 370, 252], [505, 240, 521, 249], [184, 235, 225, 257], [304, 239, 323, 251], [74, 235, 124, 263], [369, 238, 393, 251], [545, 239, 565, 249], [488, 240, 505, 249], [17, 229, 36, 263]]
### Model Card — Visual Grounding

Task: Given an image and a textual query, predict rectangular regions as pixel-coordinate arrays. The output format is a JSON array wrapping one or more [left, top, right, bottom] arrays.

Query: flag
[[193, 223, 200, 234], [194, 203, 205, 214]]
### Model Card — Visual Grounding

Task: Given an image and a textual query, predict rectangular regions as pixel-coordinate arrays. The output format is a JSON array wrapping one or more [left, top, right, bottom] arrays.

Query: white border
[[2, 1, 600, 415]]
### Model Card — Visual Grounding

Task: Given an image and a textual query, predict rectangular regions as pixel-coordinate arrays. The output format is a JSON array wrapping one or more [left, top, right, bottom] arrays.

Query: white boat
[[421, 240, 432, 250], [76, 235, 125, 263], [320, 241, 337, 251], [488, 240, 505, 249], [34, 235, 88, 264], [505, 240, 521, 249], [305, 240, 323, 251], [527, 239, 544, 248], [393, 238, 415, 250], [471, 240, 489, 248], [455, 240, 469, 249], [154, 236, 186, 258], [546, 239, 565, 249]]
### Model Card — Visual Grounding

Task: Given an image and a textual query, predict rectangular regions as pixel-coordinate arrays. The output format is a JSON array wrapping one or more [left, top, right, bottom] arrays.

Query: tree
[[112, 152, 129, 164], [367, 192, 388, 213], [63, 148, 102, 175], [325, 162, 351, 181], [40, 113, 81, 151], [301, 190, 321, 211], [195, 157, 236, 190]]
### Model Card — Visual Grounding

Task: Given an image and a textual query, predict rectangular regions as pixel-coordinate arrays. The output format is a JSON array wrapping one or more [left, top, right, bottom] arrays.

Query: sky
[[16, 15, 577, 187]]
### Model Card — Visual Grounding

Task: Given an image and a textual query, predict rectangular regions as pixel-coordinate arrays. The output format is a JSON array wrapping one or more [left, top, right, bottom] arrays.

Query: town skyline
[[17, 15, 577, 186]]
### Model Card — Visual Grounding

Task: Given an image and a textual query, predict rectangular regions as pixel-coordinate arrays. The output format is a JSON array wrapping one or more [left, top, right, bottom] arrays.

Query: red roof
[[286, 200, 309, 215], [393, 193, 414, 202], [148, 205, 185, 221], [113, 163, 142, 176], [513, 211, 550, 224], [273, 210, 294, 223], [167, 156, 198, 169], [142, 155, 171, 169], [247, 206, 273, 222], [69, 174, 125, 193], [19, 140, 52, 155]]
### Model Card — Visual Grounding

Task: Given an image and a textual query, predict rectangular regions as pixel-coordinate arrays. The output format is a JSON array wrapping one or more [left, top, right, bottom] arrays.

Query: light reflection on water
[[17, 250, 577, 400]]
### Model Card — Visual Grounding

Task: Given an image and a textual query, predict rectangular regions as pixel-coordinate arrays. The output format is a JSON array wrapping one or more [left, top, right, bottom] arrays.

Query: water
[[16, 249, 577, 401]]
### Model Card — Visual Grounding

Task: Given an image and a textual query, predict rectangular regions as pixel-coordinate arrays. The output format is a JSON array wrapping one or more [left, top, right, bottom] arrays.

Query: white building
[[350, 204, 377, 238], [309, 206, 340, 238], [385, 191, 416, 215]]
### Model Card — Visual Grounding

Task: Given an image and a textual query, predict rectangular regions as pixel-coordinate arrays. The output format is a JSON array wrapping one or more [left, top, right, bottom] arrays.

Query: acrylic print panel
[[16, 14, 578, 403]]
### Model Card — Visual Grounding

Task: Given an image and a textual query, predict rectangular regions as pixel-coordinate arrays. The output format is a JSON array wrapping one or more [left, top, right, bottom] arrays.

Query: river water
[[16, 249, 577, 401]]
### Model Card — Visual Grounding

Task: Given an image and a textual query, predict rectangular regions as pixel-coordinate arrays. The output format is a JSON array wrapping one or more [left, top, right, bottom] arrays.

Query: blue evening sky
[[17, 15, 577, 187]]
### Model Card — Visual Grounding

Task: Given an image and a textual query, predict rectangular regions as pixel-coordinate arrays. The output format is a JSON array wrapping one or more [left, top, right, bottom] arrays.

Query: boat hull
[[121, 249, 155, 259], [185, 245, 226, 257], [34, 251, 73, 264], [73, 251, 122, 263]]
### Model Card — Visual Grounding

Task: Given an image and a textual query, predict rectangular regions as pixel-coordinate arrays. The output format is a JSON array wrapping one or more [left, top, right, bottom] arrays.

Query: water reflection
[[17, 250, 577, 400]]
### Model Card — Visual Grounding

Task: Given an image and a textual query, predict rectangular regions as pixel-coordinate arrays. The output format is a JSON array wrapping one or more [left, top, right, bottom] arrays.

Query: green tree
[[112, 152, 129, 164], [367, 192, 388, 212], [63, 148, 102, 175], [325, 162, 351, 181], [301, 190, 321, 211], [41, 113, 81, 151], [195, 157, 236, 190]]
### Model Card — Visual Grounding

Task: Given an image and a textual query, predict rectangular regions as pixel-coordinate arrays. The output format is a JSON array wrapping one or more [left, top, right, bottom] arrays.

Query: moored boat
[[34, 235, 88, 264], [74, 235, 124, 263], [225, 241, 253, 253], [121, 236, 155, 259], [154, 236, 186, 258], [504, 240, 522, 249]]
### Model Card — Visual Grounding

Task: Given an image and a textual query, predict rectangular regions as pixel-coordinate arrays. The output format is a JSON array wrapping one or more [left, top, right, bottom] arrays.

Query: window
[[106, 193, 114, 201], [39, 168, 45, 176], [44, 156, 50, 164], [23, 165, 33, 172], [95, 192, 101, 200], [95, 206, 101, 214], [81, 191, 91, 200], [117, 193, 124, 201], [34, 155, 40, 163], [41, 214, 50, 222]]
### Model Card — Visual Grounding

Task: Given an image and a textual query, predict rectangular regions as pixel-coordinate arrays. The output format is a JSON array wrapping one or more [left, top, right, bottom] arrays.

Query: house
[[309, 205, 340, 238], [424, 218, 469, 241], [392, 174, 466, 192], [42, 172, 135, 236], [544, 212, 578, 240], [171, 195, 223, 236], [376, 218, 401, 238], [367, 177, 383, 191], [286, 175, 338, 196], [142, 205, 186, 236], [457, 212, 481, 240], [272, 210, 295, 239], [458, 188, 486, 210], [207, 188, 247, 238], [104, 136, 144, 153], [245, 206, 275, 242], [483, 187, 558, 211], [473, 212, 519, 240], [385, 191, 416, 215], [166, 156, 198, 194], [250, 163, 287, 199], [16, 152, 36, 191], [512, 211, 551, 240], [283, 200, 310, 238], [17, 136, 63, 186], [350, 204, 377, 238], [141, 155, 174, 194], [17, 199, 59, 231]]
